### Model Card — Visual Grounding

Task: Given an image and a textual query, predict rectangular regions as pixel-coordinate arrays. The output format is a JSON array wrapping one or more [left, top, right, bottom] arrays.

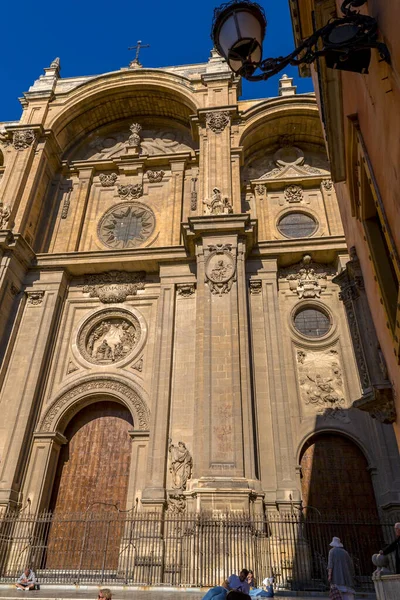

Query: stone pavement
[[0, 588, 376, 600]]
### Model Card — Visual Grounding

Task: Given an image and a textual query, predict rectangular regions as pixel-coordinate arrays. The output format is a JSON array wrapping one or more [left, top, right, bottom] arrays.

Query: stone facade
[[0, 53, 400, 518], [289, 0, 400, 446]]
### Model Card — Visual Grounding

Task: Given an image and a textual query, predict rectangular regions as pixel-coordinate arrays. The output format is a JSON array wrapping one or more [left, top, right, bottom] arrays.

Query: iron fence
[[0, 508, 398, 590]]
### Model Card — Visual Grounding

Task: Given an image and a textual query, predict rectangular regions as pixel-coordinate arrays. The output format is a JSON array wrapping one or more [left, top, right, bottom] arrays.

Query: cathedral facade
[[0, 51, 399, 527]]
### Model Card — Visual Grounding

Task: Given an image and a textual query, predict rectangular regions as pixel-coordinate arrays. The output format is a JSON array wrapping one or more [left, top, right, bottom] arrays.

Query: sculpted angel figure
[[168, 439, 193, 490]]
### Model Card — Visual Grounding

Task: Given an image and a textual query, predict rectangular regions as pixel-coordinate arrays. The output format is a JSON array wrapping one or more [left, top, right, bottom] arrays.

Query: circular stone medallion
[[78, 309, 141, 365], [98, 202, 155, 249], [206, 252, 235, 283]]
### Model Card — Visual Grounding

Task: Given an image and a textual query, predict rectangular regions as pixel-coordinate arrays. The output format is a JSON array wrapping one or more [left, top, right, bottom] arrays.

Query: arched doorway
[[299, 433, 380, 584], [46, 400, 133, 570]]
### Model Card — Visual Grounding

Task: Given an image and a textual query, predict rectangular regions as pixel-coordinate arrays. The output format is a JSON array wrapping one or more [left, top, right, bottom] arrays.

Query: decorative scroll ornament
[[133, 357, 143, 372], [205, 244, 236, 296], [206, 111, 230, 134], [297, 348, 350, 423], [117, 183, 143, 199], [78, 308, 141, 365], [128, 122, 142, 147], [203, 187, 233, 215], [177, 283, 196, 298], [249, 280, 262, 295], [0, 202, 11, 229], [255, 184, 266, 196], [147, 170, 164, 183], [0, 130, 10, 146], [82, 270, 145, 303], [26, 290, 45, 305], [98, 202, 155, 249], [322, 179, 333, 191], [284, 184, 303, 203], [99, 173, 118, 187], [61, 195, 70, 219], [191, 177, 198, 211], [167, 492, 187, 514], [13, 129, 35, 151], [279, 254, 336, 298]]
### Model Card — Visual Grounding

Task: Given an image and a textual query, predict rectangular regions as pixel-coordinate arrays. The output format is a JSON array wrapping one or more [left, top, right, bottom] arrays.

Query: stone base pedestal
[[373, 574, 400, 599]]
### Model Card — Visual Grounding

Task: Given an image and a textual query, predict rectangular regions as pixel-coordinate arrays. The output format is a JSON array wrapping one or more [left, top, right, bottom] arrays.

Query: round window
[[278, 213, 317, 238], [294, 308, 331, 337]]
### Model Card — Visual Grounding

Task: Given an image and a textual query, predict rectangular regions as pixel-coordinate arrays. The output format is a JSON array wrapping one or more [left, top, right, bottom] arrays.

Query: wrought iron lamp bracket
[[213, 0, 390, 81]]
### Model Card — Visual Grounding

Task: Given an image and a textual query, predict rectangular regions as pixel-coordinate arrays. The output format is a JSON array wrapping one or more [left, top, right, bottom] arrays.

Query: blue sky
[[1, 0, 313, 121]]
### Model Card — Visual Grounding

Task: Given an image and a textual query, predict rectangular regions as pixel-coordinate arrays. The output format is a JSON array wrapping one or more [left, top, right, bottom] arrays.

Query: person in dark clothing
[[380, 522, 400, 574]]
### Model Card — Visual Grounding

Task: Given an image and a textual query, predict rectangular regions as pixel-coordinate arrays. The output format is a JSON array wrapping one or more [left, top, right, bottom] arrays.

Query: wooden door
[[300, 433, 380, 580], [46, 401, 133, 570]]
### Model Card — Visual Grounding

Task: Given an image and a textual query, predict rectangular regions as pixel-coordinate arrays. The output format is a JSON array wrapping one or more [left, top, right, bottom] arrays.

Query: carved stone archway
[[39, 375, 150, 434]]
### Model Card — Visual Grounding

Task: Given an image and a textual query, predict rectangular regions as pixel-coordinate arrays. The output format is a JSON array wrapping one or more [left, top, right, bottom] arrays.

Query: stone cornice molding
[[34, 246, 190, 276], [182, 215, 257, 258], [39, 374, 150, 433]]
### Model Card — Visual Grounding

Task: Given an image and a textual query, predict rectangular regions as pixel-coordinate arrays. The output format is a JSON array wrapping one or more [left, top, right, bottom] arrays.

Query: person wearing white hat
[[327, 537, 355, 600]]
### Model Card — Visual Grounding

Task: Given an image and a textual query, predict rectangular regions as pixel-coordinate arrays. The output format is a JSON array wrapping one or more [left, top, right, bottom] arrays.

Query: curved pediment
[[67, 119, 197, 161]]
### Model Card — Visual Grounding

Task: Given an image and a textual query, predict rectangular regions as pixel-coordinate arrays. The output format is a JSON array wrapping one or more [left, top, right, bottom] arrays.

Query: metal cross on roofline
[[128, 40, 150, 66]]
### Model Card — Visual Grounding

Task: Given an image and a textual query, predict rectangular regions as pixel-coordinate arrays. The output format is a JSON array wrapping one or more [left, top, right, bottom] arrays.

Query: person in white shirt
[[16, 568, 36, 591], [223, 570, 251, 594], [202, 569, 250, 600]]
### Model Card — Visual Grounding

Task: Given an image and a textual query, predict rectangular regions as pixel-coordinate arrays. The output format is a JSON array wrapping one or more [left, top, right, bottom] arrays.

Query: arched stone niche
[[39, 375, 150, 434]]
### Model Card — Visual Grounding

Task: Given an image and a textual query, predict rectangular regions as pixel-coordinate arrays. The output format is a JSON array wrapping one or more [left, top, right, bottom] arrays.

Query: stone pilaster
[[141, 269, 176, 508], [21, 432, 67, 513], [0, 270, 68, 508], [249, 258, 300, 505], [183, 215, 258, 510]]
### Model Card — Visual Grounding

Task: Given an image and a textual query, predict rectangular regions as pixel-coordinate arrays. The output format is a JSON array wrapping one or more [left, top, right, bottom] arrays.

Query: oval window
[[278, 213, 317, 238], [294, 308, 331, 337]]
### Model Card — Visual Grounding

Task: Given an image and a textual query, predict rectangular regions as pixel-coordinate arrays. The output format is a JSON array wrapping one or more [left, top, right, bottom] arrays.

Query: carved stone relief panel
[[82, 271, 145, 303], [117, 184, 143, 199], [97, 202, 155, 249], [99, 173, 118, 187], [12, 129, 36, 151], [279, 255, 336, 298], [205, 244, 236, 296], [296, 347, 350, 423], [77, 308, 141, 365], [147, 170, 165, 183], [205, 111, 230, 134], [284, 185, 303, 203]]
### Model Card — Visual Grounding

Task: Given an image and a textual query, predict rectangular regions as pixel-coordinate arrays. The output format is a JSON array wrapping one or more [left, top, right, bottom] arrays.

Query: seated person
[[202, 569, 250, 600], [247, 570, 256, 589], [16, 568, 36, 591]]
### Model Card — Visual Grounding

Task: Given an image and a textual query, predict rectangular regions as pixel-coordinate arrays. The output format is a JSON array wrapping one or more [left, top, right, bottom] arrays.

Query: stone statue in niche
[[203, 187, 233, 215], [168, 439, 193, 490], [0, 201, 11, 229]]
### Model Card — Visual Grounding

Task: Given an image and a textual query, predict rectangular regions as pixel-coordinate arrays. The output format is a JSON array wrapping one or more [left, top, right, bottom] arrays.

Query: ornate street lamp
[[211, 0, 390, 80]]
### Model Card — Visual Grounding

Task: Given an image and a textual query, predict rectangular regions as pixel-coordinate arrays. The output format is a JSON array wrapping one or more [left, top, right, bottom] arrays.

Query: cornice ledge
[[353, 384, 396, 424], [182, 214, 257, 257]]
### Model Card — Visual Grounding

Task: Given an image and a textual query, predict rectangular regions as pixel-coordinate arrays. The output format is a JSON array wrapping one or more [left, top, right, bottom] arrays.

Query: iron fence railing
[[0, 508, 398, 590]]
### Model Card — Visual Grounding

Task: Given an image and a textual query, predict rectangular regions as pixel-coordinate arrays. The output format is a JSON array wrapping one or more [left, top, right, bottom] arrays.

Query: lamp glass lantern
[[212, 1, 267, 76]]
